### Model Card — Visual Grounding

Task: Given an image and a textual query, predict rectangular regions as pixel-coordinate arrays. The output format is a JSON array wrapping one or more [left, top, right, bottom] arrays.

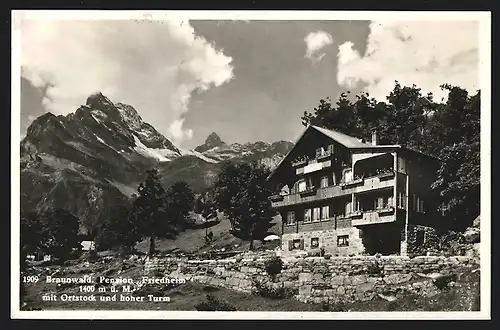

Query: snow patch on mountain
[[181, 148, 219, 164], [94, 134, 106, 145], [132, 135, 173, 162]]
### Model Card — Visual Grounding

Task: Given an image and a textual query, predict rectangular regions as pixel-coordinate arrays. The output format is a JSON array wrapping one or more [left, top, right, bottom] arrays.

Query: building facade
[[267, 125, 440, 257]]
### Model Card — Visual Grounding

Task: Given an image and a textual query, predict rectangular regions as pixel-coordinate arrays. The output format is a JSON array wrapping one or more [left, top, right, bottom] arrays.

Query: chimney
[[371, 129, 378, 146]]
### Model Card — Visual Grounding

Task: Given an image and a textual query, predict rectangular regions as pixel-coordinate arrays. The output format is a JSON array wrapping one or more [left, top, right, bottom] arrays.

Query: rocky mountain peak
[[206, 132, 225, 146], [85, 92, 115, 112], [194, 132, 227, 153]]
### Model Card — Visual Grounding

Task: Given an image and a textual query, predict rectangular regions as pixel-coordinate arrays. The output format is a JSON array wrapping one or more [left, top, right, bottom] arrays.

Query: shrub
[[194, 294, 237, 311], [433, 273, 458, 291], [320, 299, 348, 312], [204, 231, 214, 245], [366, 260, 383, 276], [265, 256, 283, 280], [86, 250, 99, 262], [251, 279, 296, 299]]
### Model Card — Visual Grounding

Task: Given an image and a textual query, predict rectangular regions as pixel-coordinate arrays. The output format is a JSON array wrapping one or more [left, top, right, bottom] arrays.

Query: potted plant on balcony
[[292, 155, 309, 167], [378, 168, 395, 179]]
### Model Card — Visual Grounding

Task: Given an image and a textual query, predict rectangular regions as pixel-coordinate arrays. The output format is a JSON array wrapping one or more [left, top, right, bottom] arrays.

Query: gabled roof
[[267, 125, 359, 181], [266, 125, 399, 182], [266, 124, 436, 182], [311, 125, 372, 148]]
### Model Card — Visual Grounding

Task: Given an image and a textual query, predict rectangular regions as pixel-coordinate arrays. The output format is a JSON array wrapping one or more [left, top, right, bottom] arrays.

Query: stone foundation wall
[[144, 254, 479, 304], [281, 227, 364, 257]]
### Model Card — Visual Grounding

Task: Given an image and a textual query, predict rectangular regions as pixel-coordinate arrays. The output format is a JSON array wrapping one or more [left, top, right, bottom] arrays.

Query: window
[[311, 237, 319, 249], [320, 176, 329, 188], [316, 147, 324, 158], [417, 197, 425, 213], [354, 198, 360, 212], [328, 144, 335, 155], [286, 211, 295, 225], [398, 191, 406, 209], [332, 172, 337, 186], [304, 209, 312, 222], [289, 239, 304, 251], [345, 201, 352, 215], [344, 169, 353, 182], [337, 235, 349, 247], [388, 196, 393, 208], [298, 180, 307, 192], [313, 207, 321, 221], [375, 197, 384, 209], [321, 206, 329, 220]]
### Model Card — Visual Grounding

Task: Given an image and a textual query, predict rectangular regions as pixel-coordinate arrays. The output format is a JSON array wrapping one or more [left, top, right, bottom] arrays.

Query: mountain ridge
[[20, 92, 293, 233]]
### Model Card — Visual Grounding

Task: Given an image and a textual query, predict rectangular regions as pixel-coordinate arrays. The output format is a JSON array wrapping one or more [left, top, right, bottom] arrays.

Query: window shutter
[[300, 239, 305, 250]]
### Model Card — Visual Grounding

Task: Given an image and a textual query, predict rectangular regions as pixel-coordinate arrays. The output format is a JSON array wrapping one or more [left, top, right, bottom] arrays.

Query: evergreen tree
[[20, 211, 42, 263], [38, 208, 80, 261], [94, 203, 140, 252], [129, 168, 172, 255], [213, 161, 276, 250], [165, 180, 195, 230]]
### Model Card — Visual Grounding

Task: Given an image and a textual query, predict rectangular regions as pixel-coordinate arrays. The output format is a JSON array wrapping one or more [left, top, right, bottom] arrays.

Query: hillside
[[20, 92, 293, 233], [135, 212, 283, 254]]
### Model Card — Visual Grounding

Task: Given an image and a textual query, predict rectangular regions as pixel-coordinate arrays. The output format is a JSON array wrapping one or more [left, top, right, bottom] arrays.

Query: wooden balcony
[[270, 173, 396, 209], [291, 158, 308, 167], [269, 194, 284, 202], [351, 207, 396, 226]]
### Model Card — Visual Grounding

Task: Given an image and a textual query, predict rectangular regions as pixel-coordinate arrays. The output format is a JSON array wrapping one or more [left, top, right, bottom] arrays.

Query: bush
[[194, 294, 237, 311], [265, 256, 283, 280], [366, 260, 383, 276], [86, 250, 99, 262], [204, 231, 214, 245], [433, 273, 458, 291], [251, 279, 296, 299], [320, 299, 348, 312]]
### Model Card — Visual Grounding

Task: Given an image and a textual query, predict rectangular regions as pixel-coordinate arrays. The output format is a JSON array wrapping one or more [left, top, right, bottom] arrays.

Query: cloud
[[337, 21, 479, 101], [20, 19, 234, 146], [304, 30, 334, 63]]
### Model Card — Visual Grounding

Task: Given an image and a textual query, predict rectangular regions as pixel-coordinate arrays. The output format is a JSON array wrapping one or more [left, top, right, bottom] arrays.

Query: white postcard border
[[10, 10, 492, 320]]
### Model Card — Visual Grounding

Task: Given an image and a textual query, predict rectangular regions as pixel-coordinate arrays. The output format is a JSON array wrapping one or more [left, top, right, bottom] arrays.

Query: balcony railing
[[269, 194, 284, 202], [351, 208, 396, 226], [348, 210, 363, 218], [316, 151, 332, 161], [299, 186, 316, 197], [377, 206, 395, 215], [291, 158, 308, 167], [340, 178, 364, 188], [270, 175, 396, 208]]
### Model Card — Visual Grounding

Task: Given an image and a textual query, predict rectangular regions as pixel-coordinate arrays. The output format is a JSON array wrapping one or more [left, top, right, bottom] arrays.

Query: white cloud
[[20, 19, 234, 146], [304, 30, 334, 63], [169, 118, 193, 143], [337, 21, 479, 101]]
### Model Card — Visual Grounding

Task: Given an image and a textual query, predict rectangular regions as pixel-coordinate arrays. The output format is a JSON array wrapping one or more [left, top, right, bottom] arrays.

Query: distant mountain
[[20, 92, 293, 233], [192, 132, 293, 168]]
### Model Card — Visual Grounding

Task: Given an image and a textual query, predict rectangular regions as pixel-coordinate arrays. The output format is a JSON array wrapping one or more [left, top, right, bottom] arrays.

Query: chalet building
[[267, 125, 440, 257]]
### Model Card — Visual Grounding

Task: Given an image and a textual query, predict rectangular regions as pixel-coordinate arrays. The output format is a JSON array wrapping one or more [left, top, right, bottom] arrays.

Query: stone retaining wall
[[144, 254, 479, 304]]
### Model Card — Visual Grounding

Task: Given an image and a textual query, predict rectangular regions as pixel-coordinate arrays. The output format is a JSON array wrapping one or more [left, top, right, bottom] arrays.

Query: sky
[[19, 18, 481, 149]]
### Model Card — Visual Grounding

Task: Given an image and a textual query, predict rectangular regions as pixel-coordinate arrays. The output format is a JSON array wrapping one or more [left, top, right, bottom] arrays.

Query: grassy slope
[[135, 213, 283, 254]]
